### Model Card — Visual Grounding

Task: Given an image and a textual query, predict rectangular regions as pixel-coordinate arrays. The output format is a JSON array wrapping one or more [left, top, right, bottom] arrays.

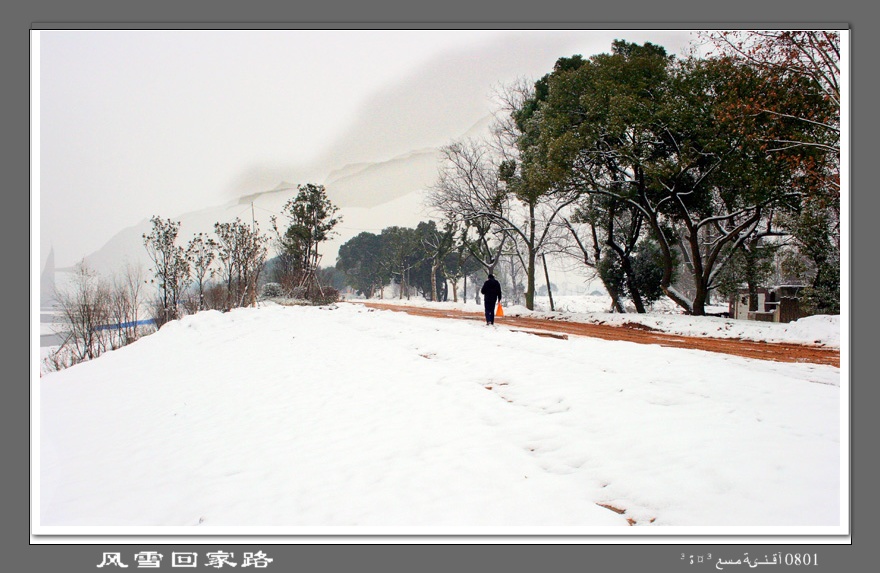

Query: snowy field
[[35, 299, 844, 536]]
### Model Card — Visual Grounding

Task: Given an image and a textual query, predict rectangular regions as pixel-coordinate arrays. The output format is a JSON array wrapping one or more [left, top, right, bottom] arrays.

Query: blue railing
[[93, 318, 157, 331]]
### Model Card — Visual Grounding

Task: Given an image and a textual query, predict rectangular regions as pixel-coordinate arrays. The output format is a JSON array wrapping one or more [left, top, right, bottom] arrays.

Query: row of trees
[[424, 32, 840, 315], [336, 220, 483, 302], [143, 215, 270, 324], [143, 183, 343, 324], [336, 219, 562, 307], [44, 212, 271, 372], [45, 184, 343, 372], [44, 261, 154, 372]]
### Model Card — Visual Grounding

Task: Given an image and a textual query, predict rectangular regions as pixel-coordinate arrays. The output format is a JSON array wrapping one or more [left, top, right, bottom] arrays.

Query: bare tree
[[143, 216, 191, 324], [108, 261, 151, 347], [186, 233, 217, 311], [46, 261, 112, 369], [492, 79, 582, 309], [428, 138, 510, 265], [428, 135, 577, 310], [417, 220, 457, 302], [214, 218, 269, 309]]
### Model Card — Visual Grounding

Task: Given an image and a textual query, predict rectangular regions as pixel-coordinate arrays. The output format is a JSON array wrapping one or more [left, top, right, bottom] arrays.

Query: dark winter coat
[[480, 277, 502, 304]]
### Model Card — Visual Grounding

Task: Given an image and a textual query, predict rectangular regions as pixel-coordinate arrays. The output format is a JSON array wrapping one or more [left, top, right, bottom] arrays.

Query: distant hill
[[64, 111, 497, 284], [325, 148, 441, 207], [62, 144, 470, 282]]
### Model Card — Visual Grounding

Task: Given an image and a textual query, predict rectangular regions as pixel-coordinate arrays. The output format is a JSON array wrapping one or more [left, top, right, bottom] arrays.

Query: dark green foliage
[[597, 253, 625, 306], [336, 231, 386, 298], [317, 266, 348, 292], [629, 240, 667, 306], [715, 239, 779, 308], [336, 220, 474, 301], [379, 226, 420, 299], [272, 184, 341, 299], [779, 202, 840, 315], [518, 40, 835, 315], [598, 239, 667, 310]]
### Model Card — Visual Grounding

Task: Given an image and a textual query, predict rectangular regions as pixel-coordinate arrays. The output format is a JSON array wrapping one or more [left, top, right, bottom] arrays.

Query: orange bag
[[496, 301, 504, 317]]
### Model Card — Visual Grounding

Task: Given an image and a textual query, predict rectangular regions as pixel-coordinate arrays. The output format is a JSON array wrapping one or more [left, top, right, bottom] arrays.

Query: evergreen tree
[[336, 231, 387, 298], [271, 183, 341, 298], [526, 42, 831, 314]]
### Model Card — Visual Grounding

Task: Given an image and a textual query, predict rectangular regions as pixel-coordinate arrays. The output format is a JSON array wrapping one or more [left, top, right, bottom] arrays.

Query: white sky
[[35, 29, 698, 268]]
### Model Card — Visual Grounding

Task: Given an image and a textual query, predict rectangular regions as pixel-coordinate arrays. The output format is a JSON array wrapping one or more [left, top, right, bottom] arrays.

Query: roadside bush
[[289, 286, 307, 300], [260, 282, 285, 299], [204, 283, 229, 311], [312, 287, 340, 306]]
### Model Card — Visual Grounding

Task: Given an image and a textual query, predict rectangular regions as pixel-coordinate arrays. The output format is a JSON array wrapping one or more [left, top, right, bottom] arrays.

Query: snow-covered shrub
[[260, 282, 285, 299], [289, 286, 307, 300]]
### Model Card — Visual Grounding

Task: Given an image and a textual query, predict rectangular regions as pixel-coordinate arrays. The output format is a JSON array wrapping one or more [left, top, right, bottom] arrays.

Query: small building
[[729, 287, 768, 321], [729, 285, 806, 323]]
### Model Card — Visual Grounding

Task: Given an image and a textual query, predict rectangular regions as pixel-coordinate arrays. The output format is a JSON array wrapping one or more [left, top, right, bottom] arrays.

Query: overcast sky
[[35, 29, 697, 268]]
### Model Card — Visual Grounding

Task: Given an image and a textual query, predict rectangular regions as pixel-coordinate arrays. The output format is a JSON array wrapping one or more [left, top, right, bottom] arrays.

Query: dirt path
[[355, 301, 840, 368]]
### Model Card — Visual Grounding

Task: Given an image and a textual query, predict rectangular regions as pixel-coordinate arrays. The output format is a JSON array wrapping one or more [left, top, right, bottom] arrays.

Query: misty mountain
[[216, 31, 599, 200], [46, 30, 627, 297], [324, 148, 440, 207], [301, 32, 610, 172], [57, 147, 459, 284]]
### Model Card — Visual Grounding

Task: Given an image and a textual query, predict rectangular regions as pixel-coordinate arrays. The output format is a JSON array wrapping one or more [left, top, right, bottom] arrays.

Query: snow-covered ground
[[34, 299, 845, 537]]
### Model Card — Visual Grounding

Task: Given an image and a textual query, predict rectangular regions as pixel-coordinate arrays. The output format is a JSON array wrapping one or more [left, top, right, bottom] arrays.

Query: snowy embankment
[[367, 294, 841, 348], [37, 301, 842, 532]]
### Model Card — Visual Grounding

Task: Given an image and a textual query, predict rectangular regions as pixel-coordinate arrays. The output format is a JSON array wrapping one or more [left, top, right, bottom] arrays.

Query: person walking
[[480, 273, 503, 325]]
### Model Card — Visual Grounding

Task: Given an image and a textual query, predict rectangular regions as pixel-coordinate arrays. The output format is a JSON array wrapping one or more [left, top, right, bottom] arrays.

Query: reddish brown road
[[355, 301, 840, 368]]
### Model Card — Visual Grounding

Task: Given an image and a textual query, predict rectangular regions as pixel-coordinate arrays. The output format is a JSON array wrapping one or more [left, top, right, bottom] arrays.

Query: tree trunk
[[620, 256, 647, 313], [692, 281, 708, 316], [526, 250, 536, 311], [745, 238, 761, 311], [607, 236, 647, 314], [430, 260, 439, 302], [541, 253, 555, 312], [748, 283, 760, 312], [687, 229, 708, 316], [606, 284, 626, 313], [525, 203, 537, 311]]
